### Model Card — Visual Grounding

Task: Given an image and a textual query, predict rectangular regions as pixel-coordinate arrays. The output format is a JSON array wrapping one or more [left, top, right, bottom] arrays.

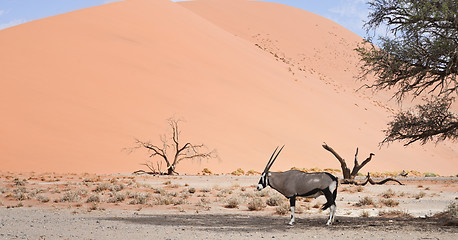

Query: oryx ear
[[267, 145, 284, 171]]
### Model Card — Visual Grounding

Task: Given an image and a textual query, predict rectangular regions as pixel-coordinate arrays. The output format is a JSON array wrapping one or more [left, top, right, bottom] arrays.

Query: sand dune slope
[[0, 0, 456, 174]]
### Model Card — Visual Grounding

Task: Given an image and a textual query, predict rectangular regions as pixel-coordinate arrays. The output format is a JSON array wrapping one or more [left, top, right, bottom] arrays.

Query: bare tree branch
[[131, 117, 217, 175]]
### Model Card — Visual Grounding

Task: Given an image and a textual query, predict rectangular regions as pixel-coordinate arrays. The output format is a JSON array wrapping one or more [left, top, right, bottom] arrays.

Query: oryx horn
[[264, 145, 284, 173]]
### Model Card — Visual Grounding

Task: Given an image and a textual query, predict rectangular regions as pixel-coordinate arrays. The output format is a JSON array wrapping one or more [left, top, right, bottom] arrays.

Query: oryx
[[257, 146, 338, 225]]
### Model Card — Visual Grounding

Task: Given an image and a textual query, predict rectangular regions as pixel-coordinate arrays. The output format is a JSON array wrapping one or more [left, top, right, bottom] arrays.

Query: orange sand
[[0, 0, 456, 175]]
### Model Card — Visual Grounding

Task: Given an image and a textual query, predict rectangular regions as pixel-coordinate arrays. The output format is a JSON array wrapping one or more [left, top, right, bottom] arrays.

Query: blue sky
[[0, 0, 370, 38]]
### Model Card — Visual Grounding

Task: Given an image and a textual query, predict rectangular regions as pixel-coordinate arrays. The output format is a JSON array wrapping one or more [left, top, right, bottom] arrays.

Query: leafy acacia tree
[[356, 0, 457, 145]]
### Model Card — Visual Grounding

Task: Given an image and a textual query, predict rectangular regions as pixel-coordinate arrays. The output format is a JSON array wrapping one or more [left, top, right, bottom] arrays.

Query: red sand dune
[[0, 0, 456, 175]]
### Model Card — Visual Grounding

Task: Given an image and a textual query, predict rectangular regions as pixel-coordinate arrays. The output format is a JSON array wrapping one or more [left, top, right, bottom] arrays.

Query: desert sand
[[0, 0, 456, 174], [0, 172, 457, 239]]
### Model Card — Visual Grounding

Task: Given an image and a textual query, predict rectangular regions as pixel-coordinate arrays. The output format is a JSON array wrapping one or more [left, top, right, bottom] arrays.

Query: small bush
[[109, 184, 124, 192], [378, 209, 412, 218], [107, 192, 126, 203], [61, 191, 81, 202], [86, 194, 101, 203], [266, 195, 283, 207], [275, 202, 290, 215], [188, 187, 196, 194], [360, 210, 370, 217], [129, 192, 150, 205], [231, 168, 245, 176], [225, 197, 240, 208], [424, 172, 438, 177], [446, 202, 458, 217], [200, 187, 211, 193], [94, 183, 110, 192], [354, 196, 376, 207], [380, 199, 399, 207], [381, 189, 396, 199], [152, 195, 173, 205], [248, 197, 266, 211], [415, 192, 426, 199], [202, 168, 212, 175], [36, 194, 50, 203]]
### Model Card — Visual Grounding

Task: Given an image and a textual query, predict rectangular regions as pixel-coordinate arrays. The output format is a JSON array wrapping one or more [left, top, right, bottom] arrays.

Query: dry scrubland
[[0, 171, 457, 239]]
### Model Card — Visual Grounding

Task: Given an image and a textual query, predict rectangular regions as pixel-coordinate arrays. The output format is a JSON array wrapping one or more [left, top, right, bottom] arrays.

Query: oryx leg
[[322, 188, 336, 225], [288, 196, 296, 225]]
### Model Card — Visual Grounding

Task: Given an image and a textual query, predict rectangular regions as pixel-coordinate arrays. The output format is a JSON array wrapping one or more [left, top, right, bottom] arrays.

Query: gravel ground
[[0, 207, 456, 240]]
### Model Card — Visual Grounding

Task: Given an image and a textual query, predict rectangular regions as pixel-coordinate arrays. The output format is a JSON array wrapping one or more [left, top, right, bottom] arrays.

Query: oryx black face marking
[[257, 146, 338, 226]]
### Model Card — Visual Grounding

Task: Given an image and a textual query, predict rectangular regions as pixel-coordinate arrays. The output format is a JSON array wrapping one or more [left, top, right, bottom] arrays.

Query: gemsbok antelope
[[257, 146, 338, 225]]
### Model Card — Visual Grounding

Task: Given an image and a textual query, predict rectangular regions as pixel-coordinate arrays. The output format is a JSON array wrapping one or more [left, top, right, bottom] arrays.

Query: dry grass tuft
[[381, 189, 396, 199], [275, 201, 290, 215], [248, 197, 266, 211], [380, 198, 400, 207], [378, 209, 413, 218], [231, 168, 245, 176], [266, 195, 284, 207], [224, 197, 241, 208], [354, 196, 377, 207]]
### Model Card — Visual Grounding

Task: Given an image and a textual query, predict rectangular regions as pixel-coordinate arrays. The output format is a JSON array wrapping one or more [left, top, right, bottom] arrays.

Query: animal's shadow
[[102, 214, 451, 232]]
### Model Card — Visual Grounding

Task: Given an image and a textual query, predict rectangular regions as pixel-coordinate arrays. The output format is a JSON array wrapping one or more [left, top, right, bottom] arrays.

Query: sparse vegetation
[[415, 192, 426, 199], [224, 197, 241, 208], [354, 196, 377, 207], [381, 189, 396, 199], [378, 210, 413, 218], [275, 201, 289, 215], [231, 168, 245, 176], [380, 199, 400, 207], [266, 195, 284, 207], [248, 197, 266, 211]]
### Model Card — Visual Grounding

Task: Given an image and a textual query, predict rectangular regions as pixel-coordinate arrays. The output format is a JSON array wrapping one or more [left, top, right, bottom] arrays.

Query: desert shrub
[[94, 183, 110, 192], [266, 195, 283, 207], [360, 210, 370, 217], [378, 209, 413, 218], [248, 197, 266, 211], [13, 178, 27, 186], [275, 201, 290, 215], [446, 202, 458, 217], [61, 191, 82, 202], [152, 194, 174, 205], [381, 189, 396, 199], [217, 189, 232, 198], [202, 168, 212, 175], [86, 194, 101, 203], [231, 168, 245, 176], [109, 184, 124, 192], [225, 197, 241, 208], [254, 190, 269, 198], [107, 192, 126, 203], [129, 192, 150, 205], [187, 187, 196, 194], [14, 192, 28, 201], [246, 170, 259, 175], [424, 172, 438, 177], [36, 194, 50, 203], [200, 187, 211, 193], [380, 199, 399, 207], [415, 192, 426, 199], [354, 196, 376, 207], [152, 188, 164, 194]]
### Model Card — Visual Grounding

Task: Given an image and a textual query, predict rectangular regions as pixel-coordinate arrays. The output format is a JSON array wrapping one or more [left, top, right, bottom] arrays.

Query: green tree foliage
[[356, 0, 457, 145]]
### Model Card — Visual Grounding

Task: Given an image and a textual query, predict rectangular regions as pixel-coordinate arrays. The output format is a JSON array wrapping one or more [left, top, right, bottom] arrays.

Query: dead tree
[[322, 142, 402, 185], [133, 118, 216, 175]]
